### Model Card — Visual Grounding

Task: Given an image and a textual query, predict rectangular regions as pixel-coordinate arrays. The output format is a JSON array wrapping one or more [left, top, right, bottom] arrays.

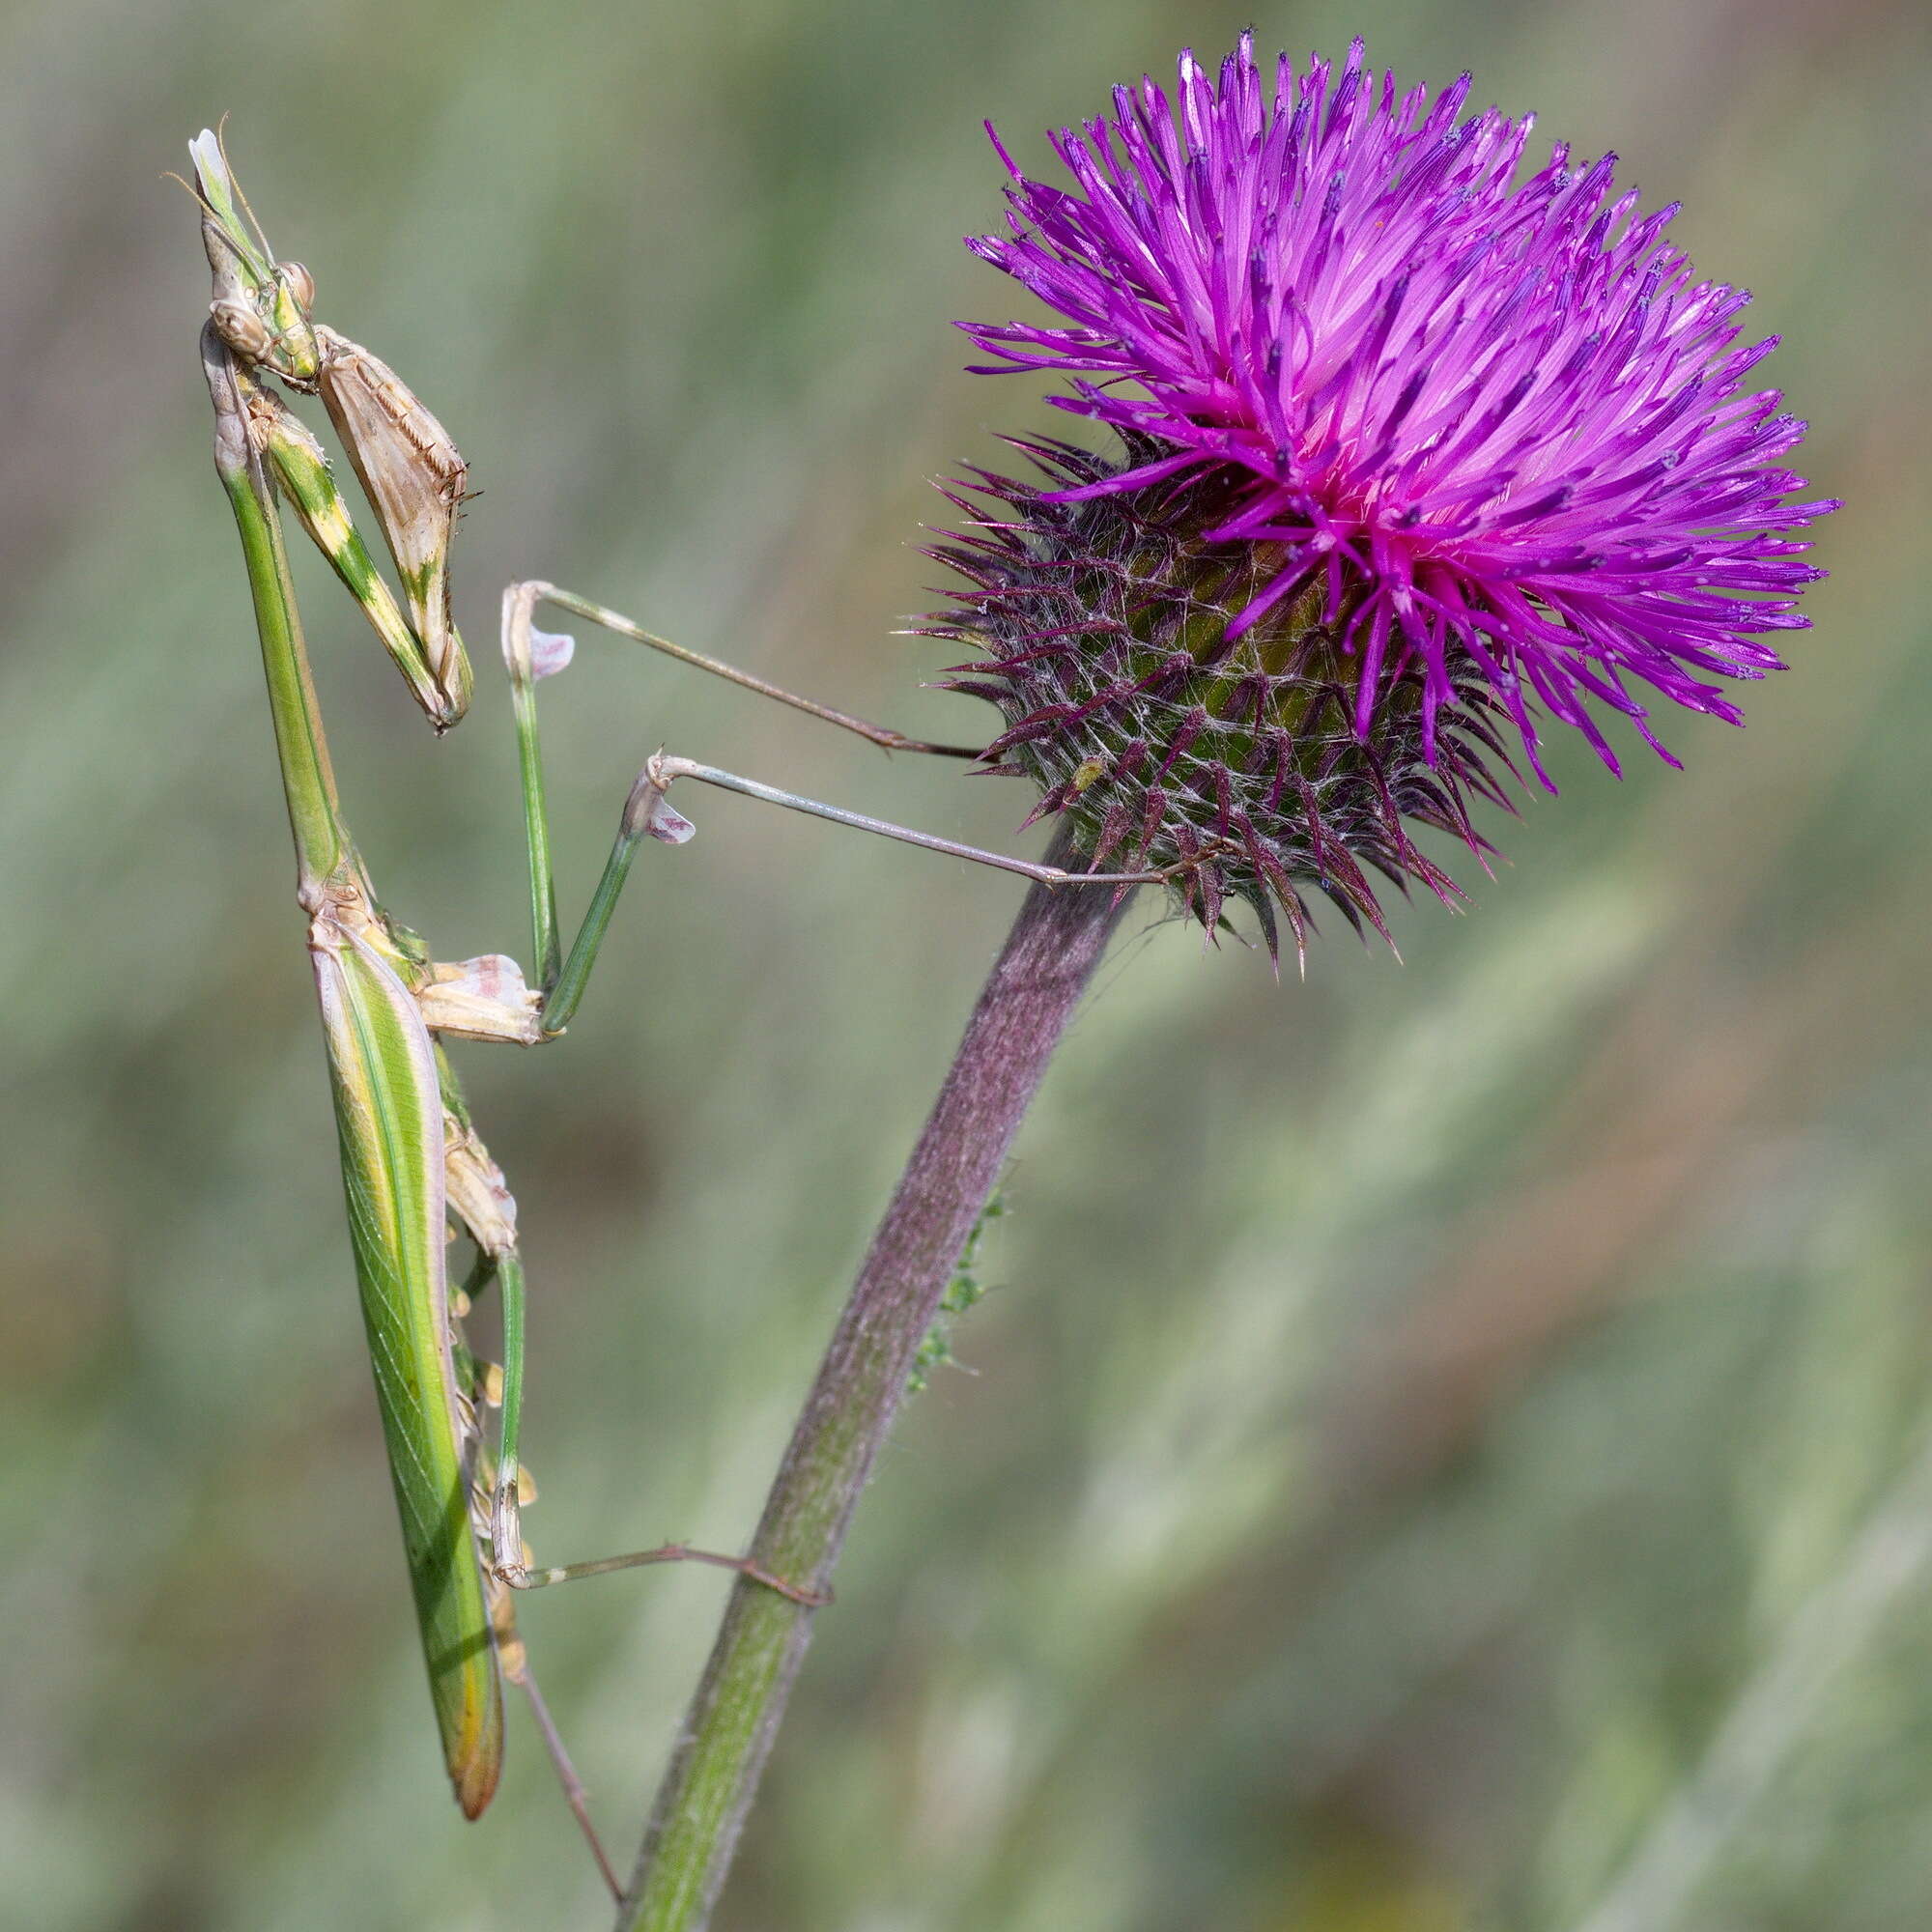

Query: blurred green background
[[3, 1, 1926, 1926]]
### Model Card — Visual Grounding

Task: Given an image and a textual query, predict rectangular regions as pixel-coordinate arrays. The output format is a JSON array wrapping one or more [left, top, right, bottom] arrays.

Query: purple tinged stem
[[618, 828, 1133, 1932]]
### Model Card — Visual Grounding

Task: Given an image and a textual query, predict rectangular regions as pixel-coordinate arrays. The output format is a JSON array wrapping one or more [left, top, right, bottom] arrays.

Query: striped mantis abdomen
[[311, 895, 504, 1815]]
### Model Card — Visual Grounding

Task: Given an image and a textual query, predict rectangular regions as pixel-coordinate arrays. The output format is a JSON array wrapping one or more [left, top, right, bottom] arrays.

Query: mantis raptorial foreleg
[[248, 384, 470, 725], [184, 127, 472, 729]]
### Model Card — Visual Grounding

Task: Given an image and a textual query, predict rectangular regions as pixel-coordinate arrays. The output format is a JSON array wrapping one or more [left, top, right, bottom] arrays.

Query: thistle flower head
[[929, 37, 1835, 953]]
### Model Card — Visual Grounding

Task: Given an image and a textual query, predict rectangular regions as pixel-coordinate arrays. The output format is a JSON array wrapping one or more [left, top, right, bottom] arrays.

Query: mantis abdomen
[[313, 913, 504, 1818]]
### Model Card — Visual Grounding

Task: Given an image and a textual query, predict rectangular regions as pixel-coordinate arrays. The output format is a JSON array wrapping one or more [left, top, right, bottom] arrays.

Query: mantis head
[[188, 128, 324, 389]]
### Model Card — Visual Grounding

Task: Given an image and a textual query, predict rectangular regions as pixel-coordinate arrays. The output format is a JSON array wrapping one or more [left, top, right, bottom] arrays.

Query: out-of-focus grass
[[1, 2, 1926, 1927]]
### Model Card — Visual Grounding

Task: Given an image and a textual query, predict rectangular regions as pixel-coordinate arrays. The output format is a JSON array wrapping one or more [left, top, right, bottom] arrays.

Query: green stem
[[617, 827, 1133, 1931]]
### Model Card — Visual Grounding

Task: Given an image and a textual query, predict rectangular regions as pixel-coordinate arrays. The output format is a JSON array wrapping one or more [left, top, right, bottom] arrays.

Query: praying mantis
[[185, 128, 1166, 1886]]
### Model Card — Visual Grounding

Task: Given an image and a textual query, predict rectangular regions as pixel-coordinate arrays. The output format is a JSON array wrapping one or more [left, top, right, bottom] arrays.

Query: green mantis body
[[192, 133, 661, 1855], [199, 316, 526, 1822], [189, 128, 1168, 1872]]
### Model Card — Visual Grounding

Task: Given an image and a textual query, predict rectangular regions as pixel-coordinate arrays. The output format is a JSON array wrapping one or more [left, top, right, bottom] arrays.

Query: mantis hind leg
[[486, 1250, 828, 1609], [447, 1300, 619, 1900], [506, 1651, 621, 1901], [439, 1054, 819, 1888]]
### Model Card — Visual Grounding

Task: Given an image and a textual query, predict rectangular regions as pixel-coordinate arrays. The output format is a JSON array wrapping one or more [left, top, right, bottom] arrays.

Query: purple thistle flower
[[936, 36, 1833, 917]]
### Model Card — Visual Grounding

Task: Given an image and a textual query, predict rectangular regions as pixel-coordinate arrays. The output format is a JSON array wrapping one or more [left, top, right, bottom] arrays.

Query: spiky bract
[[927, 436, 1519, 954]]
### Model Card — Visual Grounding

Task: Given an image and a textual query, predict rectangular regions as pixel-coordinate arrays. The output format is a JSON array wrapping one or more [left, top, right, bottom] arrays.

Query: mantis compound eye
[[280, 261, 316, 308], [210, 297, 273, 359]]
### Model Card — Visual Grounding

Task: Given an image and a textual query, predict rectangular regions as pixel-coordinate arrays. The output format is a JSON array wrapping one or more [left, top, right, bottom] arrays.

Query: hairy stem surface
[[619, 830, 1134, 1931]]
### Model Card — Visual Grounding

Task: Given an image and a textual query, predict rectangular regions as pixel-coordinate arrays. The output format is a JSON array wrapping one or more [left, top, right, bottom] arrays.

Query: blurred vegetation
[[2, 0, 1927, 1926]]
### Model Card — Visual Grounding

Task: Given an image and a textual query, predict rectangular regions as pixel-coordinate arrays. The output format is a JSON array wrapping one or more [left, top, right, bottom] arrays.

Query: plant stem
[[617, 828, 1135, 1931]]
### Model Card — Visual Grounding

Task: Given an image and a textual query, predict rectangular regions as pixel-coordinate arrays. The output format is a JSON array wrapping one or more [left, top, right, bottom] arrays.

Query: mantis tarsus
[[186, 127, 1168, 1886]]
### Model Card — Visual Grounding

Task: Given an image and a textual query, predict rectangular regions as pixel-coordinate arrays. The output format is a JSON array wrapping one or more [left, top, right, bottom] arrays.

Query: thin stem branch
[[616, 826, 1135, 1932]]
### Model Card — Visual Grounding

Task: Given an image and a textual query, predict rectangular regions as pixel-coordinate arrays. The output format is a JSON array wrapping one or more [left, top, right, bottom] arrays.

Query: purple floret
[[960, 35, 1836, 786]]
